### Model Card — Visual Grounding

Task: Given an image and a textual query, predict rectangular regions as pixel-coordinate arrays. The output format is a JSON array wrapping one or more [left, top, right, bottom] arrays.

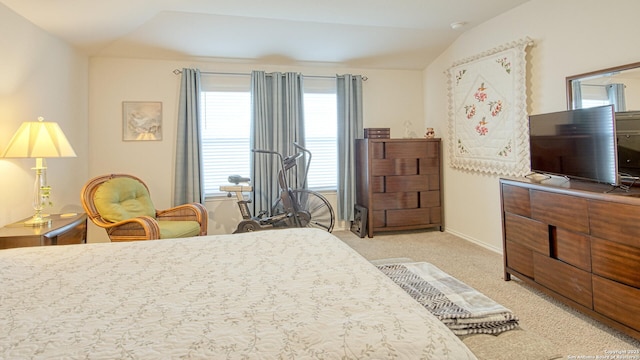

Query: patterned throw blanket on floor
[[377, 262, 519, 335]]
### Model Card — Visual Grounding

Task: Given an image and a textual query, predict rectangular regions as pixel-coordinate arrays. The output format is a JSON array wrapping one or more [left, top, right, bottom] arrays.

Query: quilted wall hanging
[[447, 37, 533, 176]]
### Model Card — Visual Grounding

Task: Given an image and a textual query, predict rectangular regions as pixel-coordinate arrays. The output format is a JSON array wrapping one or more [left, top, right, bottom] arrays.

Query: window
[[581, 99, 610, 108], [303, 78, 337, 191], [200, 74, 337, 197], [200, 90, 251, 196], [579, 84, 610, 109]]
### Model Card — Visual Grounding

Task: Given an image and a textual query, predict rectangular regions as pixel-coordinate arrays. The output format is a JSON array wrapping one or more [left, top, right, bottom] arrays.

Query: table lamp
[[1, 117, 77, 226]]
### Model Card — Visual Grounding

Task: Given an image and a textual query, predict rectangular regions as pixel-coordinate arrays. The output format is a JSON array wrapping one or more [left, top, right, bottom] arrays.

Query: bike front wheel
[[272, 189, 335, 232]]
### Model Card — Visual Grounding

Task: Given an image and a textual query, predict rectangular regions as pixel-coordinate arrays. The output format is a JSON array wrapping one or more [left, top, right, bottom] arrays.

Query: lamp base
[[23, 215, 52, 227]]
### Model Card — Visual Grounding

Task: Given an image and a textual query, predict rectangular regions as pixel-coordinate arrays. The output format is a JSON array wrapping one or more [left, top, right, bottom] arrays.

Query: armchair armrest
[[156, 203, 208, 236]]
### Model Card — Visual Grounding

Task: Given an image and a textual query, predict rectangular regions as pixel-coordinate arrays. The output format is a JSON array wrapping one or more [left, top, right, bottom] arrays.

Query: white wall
[[0, 3, 88, 227], [620, 77, 640, 111], [425, 0, 640, 252], [88, 58, 424, 241]]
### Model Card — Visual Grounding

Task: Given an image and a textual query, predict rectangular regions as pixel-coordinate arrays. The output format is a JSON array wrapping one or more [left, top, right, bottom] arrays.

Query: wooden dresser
[[356, 138, 442, 238], [500, 177, 640, 340]]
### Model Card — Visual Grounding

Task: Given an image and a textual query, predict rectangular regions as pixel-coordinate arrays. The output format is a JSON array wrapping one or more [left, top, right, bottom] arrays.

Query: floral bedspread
[[0, 228, 476, 359]]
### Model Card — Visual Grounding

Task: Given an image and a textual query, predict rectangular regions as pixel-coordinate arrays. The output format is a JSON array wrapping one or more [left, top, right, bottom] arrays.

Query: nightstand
[[0, 213, 87, 250]]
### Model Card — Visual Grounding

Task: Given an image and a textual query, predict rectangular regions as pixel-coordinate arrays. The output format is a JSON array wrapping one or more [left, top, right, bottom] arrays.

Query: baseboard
[[445, 228, 503, 255]]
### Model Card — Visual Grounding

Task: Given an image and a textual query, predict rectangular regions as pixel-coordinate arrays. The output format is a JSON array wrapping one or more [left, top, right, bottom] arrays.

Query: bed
[[0, 228, 476, 359]]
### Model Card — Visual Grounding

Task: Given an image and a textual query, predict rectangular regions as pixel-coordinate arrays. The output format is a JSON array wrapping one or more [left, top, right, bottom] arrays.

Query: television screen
[[529, 105, 618, 185]]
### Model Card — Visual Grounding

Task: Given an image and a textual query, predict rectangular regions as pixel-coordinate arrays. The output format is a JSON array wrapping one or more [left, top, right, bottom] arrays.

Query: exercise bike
[[219, 143, 335, 233]]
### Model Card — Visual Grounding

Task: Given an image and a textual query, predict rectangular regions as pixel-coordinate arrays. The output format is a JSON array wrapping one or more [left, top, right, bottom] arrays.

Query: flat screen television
[[529, 105, 618, 185]]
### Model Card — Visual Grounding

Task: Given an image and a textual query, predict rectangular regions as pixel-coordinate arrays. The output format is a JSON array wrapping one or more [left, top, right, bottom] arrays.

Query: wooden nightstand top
[[0, 213, 87, 249]]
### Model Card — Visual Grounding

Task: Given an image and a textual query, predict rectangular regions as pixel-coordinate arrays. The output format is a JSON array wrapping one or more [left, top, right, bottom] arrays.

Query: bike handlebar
[[252, 148, 284, 158], [251, 143, 312, 190], [251, 143, 310, 167]]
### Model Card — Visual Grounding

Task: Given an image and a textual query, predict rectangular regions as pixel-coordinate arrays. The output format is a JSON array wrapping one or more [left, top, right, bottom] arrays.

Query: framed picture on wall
[[122, 101, 163, 141]]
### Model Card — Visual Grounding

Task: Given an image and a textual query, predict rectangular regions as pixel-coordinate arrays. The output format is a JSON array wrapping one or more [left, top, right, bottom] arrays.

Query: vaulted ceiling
[[1, 0, 530, 70]]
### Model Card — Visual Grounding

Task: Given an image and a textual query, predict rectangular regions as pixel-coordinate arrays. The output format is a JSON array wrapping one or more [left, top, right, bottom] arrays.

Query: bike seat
[[228, 175, 251, 184]]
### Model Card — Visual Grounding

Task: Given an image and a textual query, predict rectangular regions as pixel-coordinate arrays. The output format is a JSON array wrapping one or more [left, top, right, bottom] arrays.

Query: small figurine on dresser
[[403, 120, 417, 138], [424, 127, 435, 138]]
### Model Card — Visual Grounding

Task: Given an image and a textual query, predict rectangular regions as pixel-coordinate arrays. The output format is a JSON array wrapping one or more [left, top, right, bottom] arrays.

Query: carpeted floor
[[333, 229, 640, 359]]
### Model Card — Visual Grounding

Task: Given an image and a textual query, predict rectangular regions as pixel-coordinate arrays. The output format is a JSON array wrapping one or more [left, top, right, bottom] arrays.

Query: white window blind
[[580, 84, 609, 108], [201, 90, 251, 196], [200, 74, 337, 197], [303, 92, 337, 190]]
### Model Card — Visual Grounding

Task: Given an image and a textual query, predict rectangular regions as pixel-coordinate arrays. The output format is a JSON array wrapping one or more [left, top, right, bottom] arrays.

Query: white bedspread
[[0, 228, 476, 359]]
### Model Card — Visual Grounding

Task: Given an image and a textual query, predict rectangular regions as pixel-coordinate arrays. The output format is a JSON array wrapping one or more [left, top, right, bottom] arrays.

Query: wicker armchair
[[81, 174, 208, 242]]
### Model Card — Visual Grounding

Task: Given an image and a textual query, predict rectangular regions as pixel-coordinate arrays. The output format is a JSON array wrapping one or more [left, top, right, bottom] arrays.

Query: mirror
[[567, 62, 640, 181], [566, 62, 640, 111]]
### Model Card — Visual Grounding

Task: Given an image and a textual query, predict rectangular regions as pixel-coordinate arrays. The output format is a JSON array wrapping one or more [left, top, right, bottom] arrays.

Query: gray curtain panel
[[250, 71, 305, 216], [174, 68, 205, 206], [607, 83, 626, 112], [336, 74, 364, 222], [572, 80, 583, 109]]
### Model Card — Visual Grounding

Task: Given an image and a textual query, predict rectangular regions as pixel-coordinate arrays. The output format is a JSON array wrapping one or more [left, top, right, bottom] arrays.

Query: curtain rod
[[580, 84, 616, 87], [172, 69, 367, 81]]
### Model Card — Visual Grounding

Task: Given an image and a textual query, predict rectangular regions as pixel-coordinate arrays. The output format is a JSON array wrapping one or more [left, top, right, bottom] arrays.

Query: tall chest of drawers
[[355, 138, 443, 238]]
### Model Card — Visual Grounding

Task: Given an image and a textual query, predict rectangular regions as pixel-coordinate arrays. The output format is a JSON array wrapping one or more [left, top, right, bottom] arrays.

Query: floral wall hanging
[[447, 37, 533, 176]]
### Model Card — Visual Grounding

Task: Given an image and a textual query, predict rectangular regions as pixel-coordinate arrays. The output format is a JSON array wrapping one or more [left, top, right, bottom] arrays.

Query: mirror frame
[[566, 61, 640, 110]]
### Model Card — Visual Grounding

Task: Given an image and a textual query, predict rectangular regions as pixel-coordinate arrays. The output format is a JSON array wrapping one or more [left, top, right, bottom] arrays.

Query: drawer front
[[371, 176, 384, 193], [387, 208, 431, 227], [55, 226, 86, 245], [555, 228, 591, 272], [385, 141, 428, 158], [592, 237, 640, 288], [372, 192, 418, 210], [371, 141, 385, 159], [420, 191, 440, 208], [429, 207, 442, 224], [593, 275, 640, 331], [53, 220, 87, 245], [531, 190, 589, 233], [504, 212, 549, 255], [501, 184, 531, 218], [372, 159, 418, 176], [418, 157, 440, 175], [590, 200, 640, 248], [372, 210, 385, 228], [365, 134, 389, 139], [425, 140, 440, 158], [0, 237, 41, 249], [364, 128, 390, 137], [533, 252, 593, 309], [427, 174, 440, 190], [386, 175, 428, 192], [505, 240, 534, 278]]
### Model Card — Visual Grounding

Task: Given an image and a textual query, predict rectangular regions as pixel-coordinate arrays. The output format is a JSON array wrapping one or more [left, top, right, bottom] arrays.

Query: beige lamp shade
[[1, 117, 76, 158]]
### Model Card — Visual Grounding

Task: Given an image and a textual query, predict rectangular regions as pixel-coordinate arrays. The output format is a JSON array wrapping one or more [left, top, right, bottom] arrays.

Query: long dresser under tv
[[500, 177, 640, 341]]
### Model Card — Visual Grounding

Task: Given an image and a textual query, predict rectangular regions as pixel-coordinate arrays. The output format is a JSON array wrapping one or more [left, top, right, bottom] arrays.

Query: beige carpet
[[333, 229, 640, 358]]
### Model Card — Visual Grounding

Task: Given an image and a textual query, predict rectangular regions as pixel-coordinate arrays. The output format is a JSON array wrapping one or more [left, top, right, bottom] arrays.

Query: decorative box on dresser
[[355, 138, 442, 238], [500, 177, 640, 341]]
